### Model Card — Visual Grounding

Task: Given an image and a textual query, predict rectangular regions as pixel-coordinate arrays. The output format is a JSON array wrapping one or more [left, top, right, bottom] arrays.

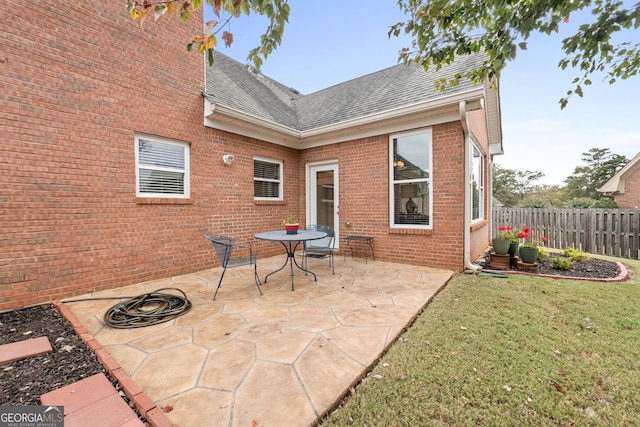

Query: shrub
[[538, 247, 549, 260], [561, 247, 590, 262], [591, 197, 618, 208], [551, 256, 574, 270]]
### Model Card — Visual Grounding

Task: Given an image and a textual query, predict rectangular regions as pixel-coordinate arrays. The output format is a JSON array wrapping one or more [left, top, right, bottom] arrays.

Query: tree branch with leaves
[[389, 0, 640, 108], [126, 0, 290, 67], [126, 0, 638, 107]]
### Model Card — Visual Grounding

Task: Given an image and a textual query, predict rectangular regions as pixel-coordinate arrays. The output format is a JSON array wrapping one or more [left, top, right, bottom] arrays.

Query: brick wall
[[1, 0, 493, 310], [0, 0, 301, 310], [301, 122, 470, 270]]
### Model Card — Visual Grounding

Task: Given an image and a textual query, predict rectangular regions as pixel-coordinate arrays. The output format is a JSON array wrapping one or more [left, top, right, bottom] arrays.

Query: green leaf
[[264, 3, 274, 17], [559, 98, 568, 109]]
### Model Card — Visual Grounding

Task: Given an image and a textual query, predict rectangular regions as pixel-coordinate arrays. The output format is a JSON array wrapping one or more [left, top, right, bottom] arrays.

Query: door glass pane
[[315, 170, 334, 228]]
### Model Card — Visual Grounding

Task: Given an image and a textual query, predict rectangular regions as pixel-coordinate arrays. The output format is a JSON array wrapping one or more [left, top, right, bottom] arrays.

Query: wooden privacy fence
[[493, 208, 640, 260]]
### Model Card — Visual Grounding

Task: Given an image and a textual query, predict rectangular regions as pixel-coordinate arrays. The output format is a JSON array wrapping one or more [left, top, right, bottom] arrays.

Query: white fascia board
[[204, 88, 488, 149], [301, 111, 461, 149], [203, 116, 302, 148], [300, 89, 486, 139], [205, 99, 301, 138]]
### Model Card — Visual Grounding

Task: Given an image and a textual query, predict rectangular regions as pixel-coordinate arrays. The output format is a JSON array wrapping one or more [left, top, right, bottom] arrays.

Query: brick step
[[0, 336, 52, 365], [41, 373, 145, 427]]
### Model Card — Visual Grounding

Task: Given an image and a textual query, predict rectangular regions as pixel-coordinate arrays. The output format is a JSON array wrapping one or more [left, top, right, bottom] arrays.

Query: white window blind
[[254, 158, 282, 199], [136, 136, 189, 197]]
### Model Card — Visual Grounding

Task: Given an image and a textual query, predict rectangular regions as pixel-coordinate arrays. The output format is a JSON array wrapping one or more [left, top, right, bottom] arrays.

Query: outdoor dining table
[[254, 229, 327, 290]]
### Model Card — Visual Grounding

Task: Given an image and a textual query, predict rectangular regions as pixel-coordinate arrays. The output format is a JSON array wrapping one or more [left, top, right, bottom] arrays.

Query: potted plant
[[494, 225, 520, 256], [507, 227, 522, 258], [492, 225, 513, 254], [518, 227, 547, 264], [282, 213, 299, 235]]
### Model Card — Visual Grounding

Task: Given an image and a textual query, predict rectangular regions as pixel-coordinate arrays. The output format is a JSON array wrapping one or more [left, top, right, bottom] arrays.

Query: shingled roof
[[203, 50, 501, 151]]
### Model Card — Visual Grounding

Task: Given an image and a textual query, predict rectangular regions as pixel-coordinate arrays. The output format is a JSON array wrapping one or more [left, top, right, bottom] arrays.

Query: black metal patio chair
[[203, 233, 262, 300], [301, 224, 336, 274]]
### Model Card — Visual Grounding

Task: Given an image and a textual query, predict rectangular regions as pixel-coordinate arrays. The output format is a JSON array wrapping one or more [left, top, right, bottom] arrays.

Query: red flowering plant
[[496, 225, 520, 243], [518, 226, 547, 249]]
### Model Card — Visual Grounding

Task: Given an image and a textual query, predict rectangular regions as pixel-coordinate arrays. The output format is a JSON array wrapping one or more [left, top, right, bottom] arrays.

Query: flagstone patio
[[62, 255, 453, 427]]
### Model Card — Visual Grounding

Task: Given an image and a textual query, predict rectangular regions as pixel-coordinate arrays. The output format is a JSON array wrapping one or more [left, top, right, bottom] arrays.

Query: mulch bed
[[481, 252, 623, 279], [0, 304, 145, 424]]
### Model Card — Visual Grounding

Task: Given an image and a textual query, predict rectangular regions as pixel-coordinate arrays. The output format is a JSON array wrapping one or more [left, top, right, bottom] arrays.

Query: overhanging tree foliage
[[390, 0, 640, 108], [128, 0, 639, 106], [126, 0, 290, 67]]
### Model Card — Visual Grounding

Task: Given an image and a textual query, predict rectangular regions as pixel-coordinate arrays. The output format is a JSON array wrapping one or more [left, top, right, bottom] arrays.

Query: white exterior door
[[307, 162, 339, 247]]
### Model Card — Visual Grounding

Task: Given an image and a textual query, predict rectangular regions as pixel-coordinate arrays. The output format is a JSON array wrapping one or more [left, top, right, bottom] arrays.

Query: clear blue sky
[[207, 1, 639, 186]]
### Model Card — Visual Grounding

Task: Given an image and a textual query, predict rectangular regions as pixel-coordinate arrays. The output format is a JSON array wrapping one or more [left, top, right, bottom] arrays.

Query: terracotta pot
[[492, 238, 511, 255]]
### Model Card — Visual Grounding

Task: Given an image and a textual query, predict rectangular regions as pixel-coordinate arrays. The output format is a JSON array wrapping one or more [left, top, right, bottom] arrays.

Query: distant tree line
[[493, 147, 628, 208]]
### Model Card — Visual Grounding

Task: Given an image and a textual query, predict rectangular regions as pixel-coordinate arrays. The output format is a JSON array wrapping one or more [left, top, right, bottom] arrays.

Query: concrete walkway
[[63, 255, 452, 427]]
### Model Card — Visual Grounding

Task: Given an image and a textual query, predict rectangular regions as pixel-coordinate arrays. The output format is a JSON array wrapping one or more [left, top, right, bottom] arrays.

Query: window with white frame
[[390, 129, 432, 227], [471, 142, 485, 221], [254, 157, 283, 200], [135, 135, 190, 198]]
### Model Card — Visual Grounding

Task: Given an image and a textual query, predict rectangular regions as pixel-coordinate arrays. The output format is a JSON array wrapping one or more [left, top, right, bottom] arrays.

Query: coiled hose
[[102, 288, 192, 329]]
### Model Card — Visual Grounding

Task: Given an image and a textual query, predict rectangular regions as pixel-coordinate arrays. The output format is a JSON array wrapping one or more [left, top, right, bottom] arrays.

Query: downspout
[[459, 101, 480, 272], [488, 155, 494, 241]]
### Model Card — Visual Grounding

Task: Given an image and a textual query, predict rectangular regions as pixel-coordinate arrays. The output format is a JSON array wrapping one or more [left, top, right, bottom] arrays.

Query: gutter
[[459, 101, 480, 272]]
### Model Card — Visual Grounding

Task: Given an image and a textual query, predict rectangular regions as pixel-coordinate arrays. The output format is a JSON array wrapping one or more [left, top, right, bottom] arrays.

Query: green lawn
[[321, 255, 640, 427]]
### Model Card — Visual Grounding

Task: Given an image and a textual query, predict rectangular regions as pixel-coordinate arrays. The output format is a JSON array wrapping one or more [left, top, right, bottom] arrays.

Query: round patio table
[[254, 229, 326, 290]]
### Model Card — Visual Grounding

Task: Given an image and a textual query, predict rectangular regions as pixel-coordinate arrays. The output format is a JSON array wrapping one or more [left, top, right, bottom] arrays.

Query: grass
[[320, 255, 640, 426]]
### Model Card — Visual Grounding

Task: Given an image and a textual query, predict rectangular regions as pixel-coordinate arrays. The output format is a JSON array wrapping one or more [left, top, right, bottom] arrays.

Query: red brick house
[[598, 152, 640, 208], [1, 0, 502, 311]]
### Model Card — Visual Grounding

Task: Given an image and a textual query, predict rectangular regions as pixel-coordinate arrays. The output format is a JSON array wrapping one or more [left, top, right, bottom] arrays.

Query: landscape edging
[[52, 300, 177, 427], [483, 261, 629, 282]]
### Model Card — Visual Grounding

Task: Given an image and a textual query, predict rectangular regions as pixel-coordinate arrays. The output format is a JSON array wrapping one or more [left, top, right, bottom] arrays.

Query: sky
[[206, 1, 639, 186]]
